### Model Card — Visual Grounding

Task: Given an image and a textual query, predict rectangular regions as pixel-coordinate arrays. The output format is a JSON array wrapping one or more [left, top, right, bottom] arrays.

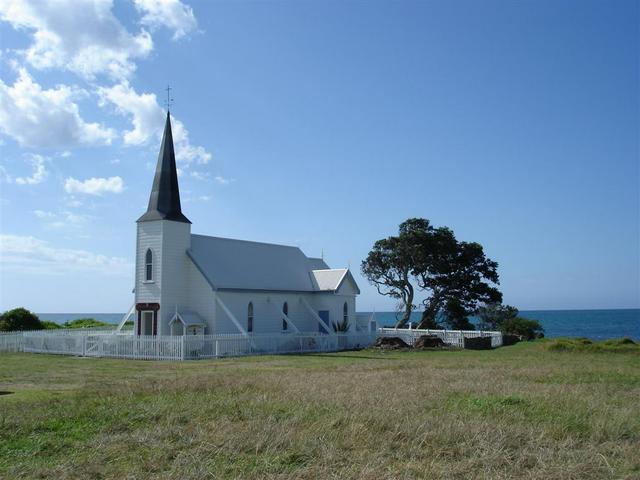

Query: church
[[133, 112, 363, 337]]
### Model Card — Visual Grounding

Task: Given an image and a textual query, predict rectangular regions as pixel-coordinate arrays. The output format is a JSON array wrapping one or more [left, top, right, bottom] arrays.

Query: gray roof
[[138, 111, 190, 224], [187, 234, 358, 293], [307, 257, 330, 270], [170, 311, 206, 327]]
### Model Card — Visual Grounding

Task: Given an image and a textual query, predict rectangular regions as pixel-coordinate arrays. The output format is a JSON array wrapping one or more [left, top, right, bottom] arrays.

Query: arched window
[[343, 302, 349, 324], [247, 302, 254, 333], [282, 302, 288, 331], [145, 249, 153, 281]]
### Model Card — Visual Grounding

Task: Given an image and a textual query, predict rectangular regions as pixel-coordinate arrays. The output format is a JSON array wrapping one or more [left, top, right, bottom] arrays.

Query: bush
[[500, 316, 544, 340], [41, 321, 62, 329], [63, 318, 112, 329], [0, 308, 43, 331]]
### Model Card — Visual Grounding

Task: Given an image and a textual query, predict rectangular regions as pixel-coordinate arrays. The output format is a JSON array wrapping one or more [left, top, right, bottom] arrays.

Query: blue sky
[[0, 0, 638, 313]]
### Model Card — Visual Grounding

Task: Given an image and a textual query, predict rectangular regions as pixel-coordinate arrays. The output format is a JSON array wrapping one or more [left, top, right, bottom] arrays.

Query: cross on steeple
[[165, 85, 173, 111]]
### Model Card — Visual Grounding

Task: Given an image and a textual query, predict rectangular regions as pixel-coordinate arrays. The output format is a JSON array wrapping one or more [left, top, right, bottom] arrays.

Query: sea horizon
[[35, 308, 640, 341]]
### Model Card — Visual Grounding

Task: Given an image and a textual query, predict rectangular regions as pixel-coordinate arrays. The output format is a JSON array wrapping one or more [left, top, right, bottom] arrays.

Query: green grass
[[544, 337, 639, 353], [0, 341, 639, 479]]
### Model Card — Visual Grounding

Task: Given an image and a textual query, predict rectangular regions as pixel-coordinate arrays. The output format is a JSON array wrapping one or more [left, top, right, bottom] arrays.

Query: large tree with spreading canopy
[[361, 218, 502, 328]]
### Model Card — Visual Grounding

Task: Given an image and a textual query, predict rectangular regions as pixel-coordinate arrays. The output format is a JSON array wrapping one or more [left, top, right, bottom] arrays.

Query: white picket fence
[[0, 330, 377, 360], [378, 327, 503, 348], [0, 326, 502, 360]]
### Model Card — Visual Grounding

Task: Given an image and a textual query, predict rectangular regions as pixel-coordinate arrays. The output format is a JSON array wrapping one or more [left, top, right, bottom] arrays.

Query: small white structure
[[130, 112, 365, 337]]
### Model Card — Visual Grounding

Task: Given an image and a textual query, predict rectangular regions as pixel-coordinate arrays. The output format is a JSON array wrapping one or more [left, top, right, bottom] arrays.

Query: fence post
[[181, 335, 186, 360]]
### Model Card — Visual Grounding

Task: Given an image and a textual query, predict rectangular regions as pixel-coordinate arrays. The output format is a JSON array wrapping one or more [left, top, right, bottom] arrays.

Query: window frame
[[144, 248, 153, 282], [247, 302, 254, 333], [282, 302, 288, 331]]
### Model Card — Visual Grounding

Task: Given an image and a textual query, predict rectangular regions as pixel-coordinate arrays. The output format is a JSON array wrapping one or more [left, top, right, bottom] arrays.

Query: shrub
[[500, 316, 544, 340], [602, 337, 636, 346], [63, 318, 112, 329], [331, 318, 350, 332], [41, 321, 62, 329], [0, 308, 43, 331]]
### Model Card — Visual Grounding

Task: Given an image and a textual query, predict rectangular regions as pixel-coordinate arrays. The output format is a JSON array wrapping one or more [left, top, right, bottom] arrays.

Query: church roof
[[187, 234, 358, 293], [310, 269, 359, 293], [170, 311, 206, 327], [138, 112, 191, 224], [307, 257, 330, 270]]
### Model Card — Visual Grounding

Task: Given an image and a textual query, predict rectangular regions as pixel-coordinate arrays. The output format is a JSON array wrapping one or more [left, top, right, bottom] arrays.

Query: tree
[[440, 298, 476, 330], [362, 218, 502, 329], [476, 303, 519, 330], [414, 238, 502, 329], [0, 308, 43, 331], [361, 220, 423, 327]]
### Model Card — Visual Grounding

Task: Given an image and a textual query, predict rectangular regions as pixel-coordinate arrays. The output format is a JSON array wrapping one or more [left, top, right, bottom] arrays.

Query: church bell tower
[[134, 111, 191, 335]]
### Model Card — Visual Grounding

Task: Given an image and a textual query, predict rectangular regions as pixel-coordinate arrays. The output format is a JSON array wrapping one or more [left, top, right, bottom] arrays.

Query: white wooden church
[[131, 112, 365, 337]]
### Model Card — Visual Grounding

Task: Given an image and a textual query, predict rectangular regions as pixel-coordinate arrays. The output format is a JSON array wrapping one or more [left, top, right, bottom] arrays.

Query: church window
[[248, 302, 254, 333], [145, 249, 153, 281], [343, 302, 349, 324], [282, 302, 288, 331]]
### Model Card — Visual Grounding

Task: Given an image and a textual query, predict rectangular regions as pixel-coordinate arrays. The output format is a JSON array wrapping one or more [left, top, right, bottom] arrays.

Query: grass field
[[0, 341, 638, 479]]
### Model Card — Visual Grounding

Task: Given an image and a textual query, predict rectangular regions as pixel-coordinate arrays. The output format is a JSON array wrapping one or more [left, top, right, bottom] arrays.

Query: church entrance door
[[141, 311, 154, 335]]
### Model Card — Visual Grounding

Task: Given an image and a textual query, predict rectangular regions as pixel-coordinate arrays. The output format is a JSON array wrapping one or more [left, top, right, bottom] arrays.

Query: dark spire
[[137, 111, 191, 224]]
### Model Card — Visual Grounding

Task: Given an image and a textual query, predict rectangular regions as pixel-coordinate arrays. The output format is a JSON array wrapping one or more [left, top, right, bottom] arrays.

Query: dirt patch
[[414, 335, 446, 349], [372, 337, 410, 350]]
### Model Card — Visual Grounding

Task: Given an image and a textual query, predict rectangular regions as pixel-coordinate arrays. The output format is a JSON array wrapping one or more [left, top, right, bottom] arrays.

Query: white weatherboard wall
[[135, 219, 192, 335], [135, 221, 162, 305], [214, 291, 358, 335], [184, 258, 216, 332], [214, 292, 314, 334], [158, 221, 192, 335]]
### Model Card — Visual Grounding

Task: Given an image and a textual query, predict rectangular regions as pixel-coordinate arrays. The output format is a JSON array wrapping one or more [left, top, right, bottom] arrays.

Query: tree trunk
[[416, 295, 441, 329], [395, 285, 414, 328]]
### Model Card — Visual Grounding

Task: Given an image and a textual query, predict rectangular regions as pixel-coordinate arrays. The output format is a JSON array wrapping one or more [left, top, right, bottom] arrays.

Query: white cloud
[[215, 175, 233, 185], [33, 209, 55, 219], [97, 82, 159, 145], [199, 195, 211, 201], [0, 233, 132, 275], [134, 0, 197, 40], [97, 82, 211, 164], [190, 170, 209, 180], [15, 154, 47, 185], [64, 176, 124, 195], [33, 208, 89, 228], [0, 165, 12, 183], [0, 69, 115, 147], [0, 0, 153, 80]]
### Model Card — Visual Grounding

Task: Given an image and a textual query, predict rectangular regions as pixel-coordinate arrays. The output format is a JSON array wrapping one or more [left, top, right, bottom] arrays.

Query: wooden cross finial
[[165, 85, 174, 111]]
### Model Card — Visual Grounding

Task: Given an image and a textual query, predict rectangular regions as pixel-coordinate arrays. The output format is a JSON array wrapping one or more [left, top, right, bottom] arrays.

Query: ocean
[[38, 309, 640, 341], [369, 309, 640, 340]]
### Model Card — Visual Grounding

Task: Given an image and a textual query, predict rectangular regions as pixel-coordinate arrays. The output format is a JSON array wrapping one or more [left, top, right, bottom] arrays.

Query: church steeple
[[137, 111, 191, 224]]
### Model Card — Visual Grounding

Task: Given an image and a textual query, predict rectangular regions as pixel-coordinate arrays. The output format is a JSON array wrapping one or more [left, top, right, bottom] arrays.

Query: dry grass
[[0, 341, 638, 479]]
